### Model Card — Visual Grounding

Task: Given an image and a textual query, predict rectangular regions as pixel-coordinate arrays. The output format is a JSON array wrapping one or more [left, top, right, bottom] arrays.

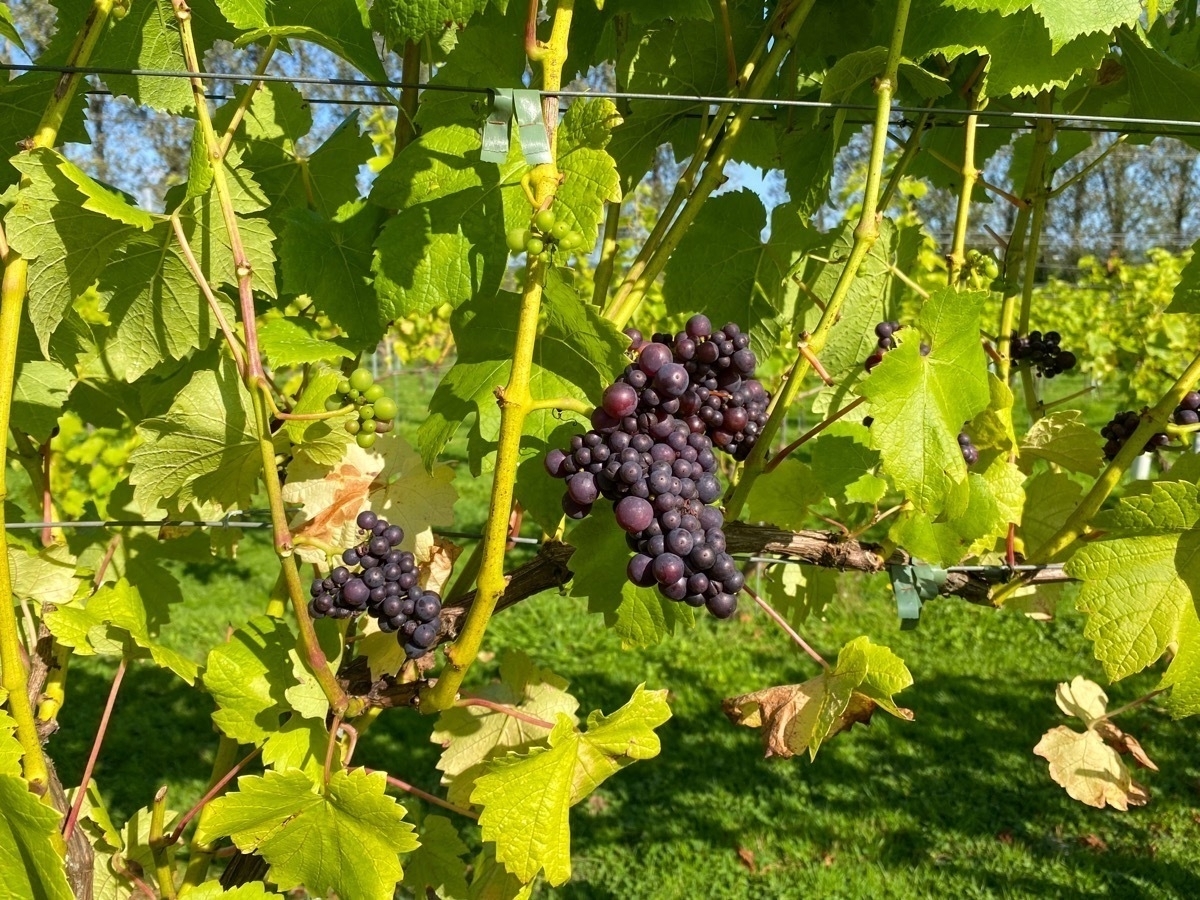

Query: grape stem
[[179, 736, 240, 886], [764, 396, 866, 474], [525, 396, 592, 416], [149, 786, 177, 899], [743, 586, 829, 670], [725, 0, 914, 521], [1038, 384, 1097, 412], [174, 0, 349, 714], [0, 0, 118, 796], [420, 0, 576, 714], [455, 696, 555, 730], [63, 657, 127, 842], [170, 212, 247, 377], [216, 36, 279, 160], [324, 711, 344, 787], [995, 91, 1054, 385], [946, 94, 982, 285], [602, 0, 816, 326], [1098, 688, 1165, 723], [167, 745, 261, 847], [796, 343, 835, 385], [365, 767, 480, 820]]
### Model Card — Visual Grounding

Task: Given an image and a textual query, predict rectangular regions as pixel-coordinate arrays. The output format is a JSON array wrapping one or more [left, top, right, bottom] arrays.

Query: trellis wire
[[10, 61, 1200, 135], [1, 518, 1066, 575]]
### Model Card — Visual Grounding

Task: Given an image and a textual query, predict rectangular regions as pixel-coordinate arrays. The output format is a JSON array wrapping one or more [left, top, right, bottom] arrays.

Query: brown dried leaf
[[736, 847, 756, 873], [1094, 721, 1159, 771], [415, 530, 462, 595], [1034, 726, 1149, 810]]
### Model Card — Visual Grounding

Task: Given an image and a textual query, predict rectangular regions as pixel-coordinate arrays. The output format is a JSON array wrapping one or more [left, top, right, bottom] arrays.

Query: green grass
[[50, 531, 1200, 899]]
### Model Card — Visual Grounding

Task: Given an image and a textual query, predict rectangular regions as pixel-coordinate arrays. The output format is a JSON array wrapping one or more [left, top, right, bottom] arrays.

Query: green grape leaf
[[1168, 234, 1200, 314], [1065, 481, 1200, 717], [942, 0, 1141, 49], [860, 287, 990, 515], [906, 0, 1110, 96], [261, 715, 328, 782], [744, 459, 823, 531], [808, 424, 888, 507], [6, 149, 144, 353], [203, 615, 294, 745], [567, 513, 694, 647], [796, 219, 897, 381], [432, 650, 579, 806], [45, 578, 198, 683], [417, 283, 616, 469], [472, 686, 670, 886], [664, 191, 806, 359], [258, 317, 356, 367], [371, 125, 521, 318], [376, 0, 494, 44], [283, 370, 356, 467], [12, 354, 73, 442], [0, 774, 73, 900], [214, 0, 386, 81], [284, 619, 344, 722], [969, 374, 1019, 453], [554, 98, 623, 251], [196, 768, 418, 900], [0, 73, 90, 192], [129, 359, 261, 518], [467, 846, 534, 900], [0, 4, 24, 49], [1018, 469, 1082, 560], [179, 882, 282, 899], [402, 815, 470, 900], [724, 636, 912, 760], [1019, 409, 1105, 475], [762, 564, 838, 629], [280, 201, 389, 348], [7, 543, 83, 605], [91, 0, 194, 112]]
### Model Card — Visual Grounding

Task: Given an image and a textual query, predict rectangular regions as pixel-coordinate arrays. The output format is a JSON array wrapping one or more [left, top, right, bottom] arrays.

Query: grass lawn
[[41, 368, 1200, 898]]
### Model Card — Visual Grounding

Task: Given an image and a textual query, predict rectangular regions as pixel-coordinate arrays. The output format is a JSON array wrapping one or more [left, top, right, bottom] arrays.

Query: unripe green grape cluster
[[326, 367, 399, 449], [506, 206, 584, 260]]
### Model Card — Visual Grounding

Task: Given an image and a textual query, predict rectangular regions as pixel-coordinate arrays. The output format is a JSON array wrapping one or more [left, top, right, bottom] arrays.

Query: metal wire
[[10, 61, 1200, 134]]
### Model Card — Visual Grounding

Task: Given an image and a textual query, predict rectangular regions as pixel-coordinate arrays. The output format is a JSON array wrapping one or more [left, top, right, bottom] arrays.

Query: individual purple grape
[[1182, 391, 1200, 412], [545, 448, 568, 478], [615, 496, 655, 533], [654, 363, 690, 398], [357, 510, 378, 531], [562, 496, 592, 519], [686, 314, 712, 339], [415, 595, 441, 623], [603, 383, 639, 418], [368, 535, 390, 558], [342, 548, 360, 566], [312, 594, 334, 615], [412, 622, 439, 649], [660, 577, 689, 601], [627, 554, 657, 587], [342, 578, 370, 607], [567, 472, 599, 505], [665, 528, 694, 556], [404, 642, 424, 659], [706, 593, 738, 619], [638, 342, 673, 376], [310, 579, 324, 597], [651, 553, 685, 585]]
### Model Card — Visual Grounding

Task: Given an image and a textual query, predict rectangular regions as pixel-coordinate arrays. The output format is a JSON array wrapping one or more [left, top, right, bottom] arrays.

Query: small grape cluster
[[1100, 410, 1169, 461], [326, 368, 398, 450], [958, 431, 979, 467], [1009, 331, 1077, 378], [1172, 391, 1200, 427], [506, 207, 585, 260], [544, 315, 762, 619], [622, 319, 769, 460], [865, 320, 902, 371], [308, 511, 442, 659]]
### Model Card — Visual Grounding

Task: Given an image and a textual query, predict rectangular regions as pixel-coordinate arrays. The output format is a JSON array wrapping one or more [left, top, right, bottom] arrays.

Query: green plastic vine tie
[[421, 0, 576, 714], [172, 0, 349, 715], [603, 0, 817, 328], [725, 0, 914, 521], [0, 0, 119, 797]]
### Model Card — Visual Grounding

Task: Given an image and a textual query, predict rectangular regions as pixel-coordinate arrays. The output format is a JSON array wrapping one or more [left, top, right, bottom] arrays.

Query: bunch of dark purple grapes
[[1010, 330, 1077, 378], [1101, 409, 1169, 461], [308, 510, 442, 658], [1171, 391, 1200, 428], [865, 320, 902, 371], [544, 315, 755, 619], [620, 318, 769, 461]]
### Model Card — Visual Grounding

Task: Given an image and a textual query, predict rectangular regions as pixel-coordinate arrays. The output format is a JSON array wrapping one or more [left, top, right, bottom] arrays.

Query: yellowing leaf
[[432, 651, 579, 806], [1054, 675, 1109, 726], [7, 543, 82, 605], [283, 433, 456, 566], [1033, 726, 1148, 810], [724, 636, 912, 760]]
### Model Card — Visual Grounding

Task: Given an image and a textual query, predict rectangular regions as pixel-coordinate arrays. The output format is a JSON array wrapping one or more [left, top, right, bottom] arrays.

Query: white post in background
[[1131, 452, 1153, 480]]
